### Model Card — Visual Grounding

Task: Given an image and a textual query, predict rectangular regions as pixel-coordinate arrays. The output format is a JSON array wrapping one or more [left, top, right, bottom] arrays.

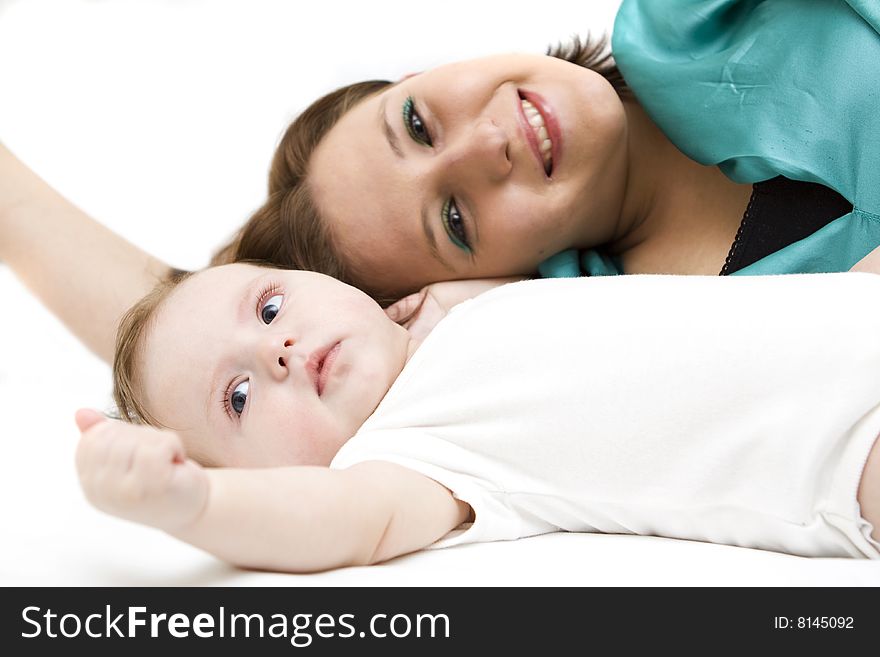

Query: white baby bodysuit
[[330, 274, 880, 557]]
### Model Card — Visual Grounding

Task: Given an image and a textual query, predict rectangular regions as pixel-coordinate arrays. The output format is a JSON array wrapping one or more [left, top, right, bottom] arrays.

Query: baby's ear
[[384, 290, 426, 326]]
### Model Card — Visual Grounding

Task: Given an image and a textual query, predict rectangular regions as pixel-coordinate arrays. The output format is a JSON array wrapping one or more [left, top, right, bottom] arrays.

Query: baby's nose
[[261, 336, 295, 379]]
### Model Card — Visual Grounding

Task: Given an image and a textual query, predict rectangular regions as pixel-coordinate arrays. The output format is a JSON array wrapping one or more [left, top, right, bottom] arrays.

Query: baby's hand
[[74, 409, 209, 532], [387, 277, 526, 341]]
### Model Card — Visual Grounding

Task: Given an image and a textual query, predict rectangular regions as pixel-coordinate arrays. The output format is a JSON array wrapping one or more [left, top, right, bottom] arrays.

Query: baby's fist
[[75, 410, 208, 531]]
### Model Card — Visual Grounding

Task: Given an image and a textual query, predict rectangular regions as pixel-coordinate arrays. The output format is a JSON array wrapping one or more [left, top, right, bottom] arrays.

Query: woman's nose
[[447, 118, 512, 182], [258, 336, 296, 381]]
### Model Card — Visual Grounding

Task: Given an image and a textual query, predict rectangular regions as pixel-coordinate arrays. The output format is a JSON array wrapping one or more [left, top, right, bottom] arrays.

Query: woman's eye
[[442, 198, 471, 252], [230, 380, 249, 416], [261, 294, 283, 324], [403, 96, 432, 146]]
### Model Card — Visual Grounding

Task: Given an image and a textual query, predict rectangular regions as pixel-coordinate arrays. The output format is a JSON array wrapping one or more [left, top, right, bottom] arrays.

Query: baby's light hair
[[112, 270, 193, 427]]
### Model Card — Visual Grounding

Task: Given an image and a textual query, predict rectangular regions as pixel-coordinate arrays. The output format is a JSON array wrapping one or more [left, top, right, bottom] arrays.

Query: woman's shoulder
[[612, 0, 880, 210]]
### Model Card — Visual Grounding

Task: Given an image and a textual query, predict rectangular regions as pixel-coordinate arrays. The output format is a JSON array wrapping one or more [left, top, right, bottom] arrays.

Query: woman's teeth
[[521, 98, 553, 173]]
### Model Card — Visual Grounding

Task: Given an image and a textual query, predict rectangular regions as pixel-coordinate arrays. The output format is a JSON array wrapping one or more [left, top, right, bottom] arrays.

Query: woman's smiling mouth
[[517, 90, 561, 178], [521, 98, 553, 173]]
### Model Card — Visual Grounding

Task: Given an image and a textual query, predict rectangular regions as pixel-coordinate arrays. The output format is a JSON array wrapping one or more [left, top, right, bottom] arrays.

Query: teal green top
[[539, 0, 880, 278]]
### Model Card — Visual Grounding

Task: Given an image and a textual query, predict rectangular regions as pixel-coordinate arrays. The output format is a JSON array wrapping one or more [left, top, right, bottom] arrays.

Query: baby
[[75, 264, 880, 572]]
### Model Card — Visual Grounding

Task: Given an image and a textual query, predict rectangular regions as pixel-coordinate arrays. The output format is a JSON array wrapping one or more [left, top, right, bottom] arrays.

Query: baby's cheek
[[280, 408, 343, 467], [178, 430, 226, 468]]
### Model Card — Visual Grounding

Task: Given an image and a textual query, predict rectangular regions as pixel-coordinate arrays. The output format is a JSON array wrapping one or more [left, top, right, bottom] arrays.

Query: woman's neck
[[608, 100, 753, 274], [612, 100, 689, 249]]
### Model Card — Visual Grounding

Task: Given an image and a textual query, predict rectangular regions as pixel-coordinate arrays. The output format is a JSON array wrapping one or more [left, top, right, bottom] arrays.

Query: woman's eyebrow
[[379, 95, 404, 158], [421, 208, 454, 272]]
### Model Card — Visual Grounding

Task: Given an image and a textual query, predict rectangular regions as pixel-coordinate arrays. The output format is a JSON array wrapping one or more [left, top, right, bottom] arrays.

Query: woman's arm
[[0, 144, 173, 362], [75, 411, 468, 572]]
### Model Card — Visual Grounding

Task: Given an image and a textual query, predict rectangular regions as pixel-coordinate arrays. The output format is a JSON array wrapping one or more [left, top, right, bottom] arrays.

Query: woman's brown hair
[[212, 35, 626, 303]]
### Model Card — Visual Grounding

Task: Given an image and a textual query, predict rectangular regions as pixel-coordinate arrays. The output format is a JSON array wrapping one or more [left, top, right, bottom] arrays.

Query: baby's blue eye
[[230, 380, 249, 416], [261, 294, 283, 324]]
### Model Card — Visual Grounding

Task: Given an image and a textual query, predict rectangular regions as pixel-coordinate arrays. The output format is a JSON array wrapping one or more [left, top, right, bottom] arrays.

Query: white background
[[2, 0, 877, 585]]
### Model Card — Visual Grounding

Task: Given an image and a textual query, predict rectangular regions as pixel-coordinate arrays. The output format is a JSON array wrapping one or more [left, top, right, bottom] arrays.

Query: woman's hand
[[74, 409, 209, 532]]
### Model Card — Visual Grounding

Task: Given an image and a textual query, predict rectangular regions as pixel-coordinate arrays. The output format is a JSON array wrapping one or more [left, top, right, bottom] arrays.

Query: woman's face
[[309, 53, 629, 297]]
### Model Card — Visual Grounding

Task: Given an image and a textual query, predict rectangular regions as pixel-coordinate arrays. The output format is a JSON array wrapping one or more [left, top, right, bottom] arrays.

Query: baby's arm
[[181, 461, 468, 571], [0, 144, 173, 362], [75, 411, 468, 572]]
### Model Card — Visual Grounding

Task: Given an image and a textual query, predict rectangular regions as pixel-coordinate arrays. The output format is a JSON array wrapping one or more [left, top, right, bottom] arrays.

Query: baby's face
[[139, 264, 411, 467]]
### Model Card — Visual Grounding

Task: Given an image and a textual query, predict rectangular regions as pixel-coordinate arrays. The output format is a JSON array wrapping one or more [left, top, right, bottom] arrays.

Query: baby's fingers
[[74, 415, 117, 475], [75, 415, 144, 487], [130, 430, 186, 484], [75, 408, 106, 433]]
